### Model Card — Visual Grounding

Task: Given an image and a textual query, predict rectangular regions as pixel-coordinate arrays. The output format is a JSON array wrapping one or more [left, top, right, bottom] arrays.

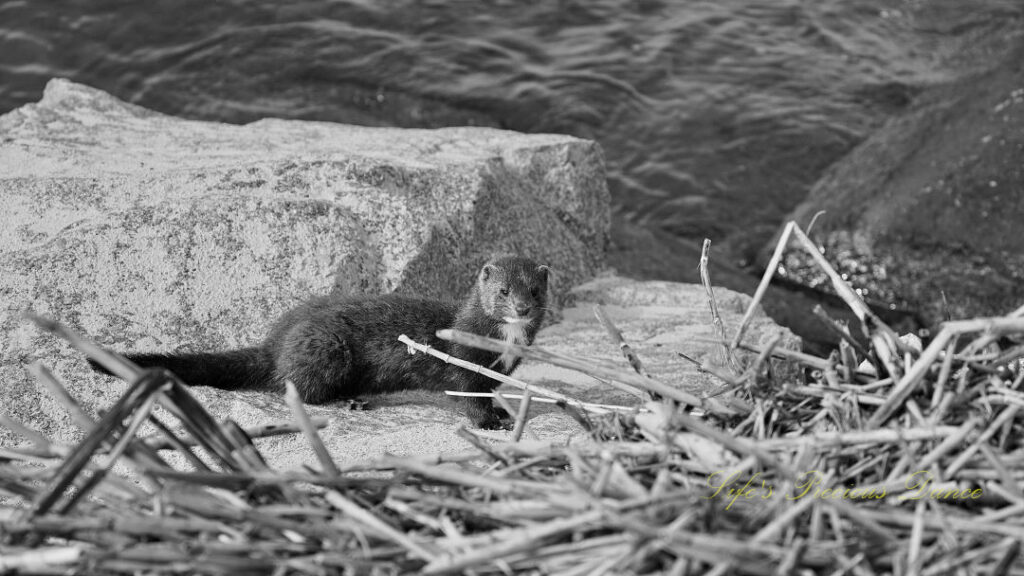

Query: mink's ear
[[480, 264, 497, 282]]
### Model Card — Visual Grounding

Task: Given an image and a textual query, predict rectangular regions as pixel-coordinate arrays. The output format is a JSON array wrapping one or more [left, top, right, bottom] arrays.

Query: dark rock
[[776, 41, 1024, 326], [607, 214, 912, 352]]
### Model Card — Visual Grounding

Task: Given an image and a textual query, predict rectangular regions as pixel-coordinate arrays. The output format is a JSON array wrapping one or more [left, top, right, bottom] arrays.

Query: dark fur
[[91, 256, 549, 429]]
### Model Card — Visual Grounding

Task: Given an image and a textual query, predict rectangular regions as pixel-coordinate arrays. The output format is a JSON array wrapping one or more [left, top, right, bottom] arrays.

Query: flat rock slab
[[0, 79, 608, 447]]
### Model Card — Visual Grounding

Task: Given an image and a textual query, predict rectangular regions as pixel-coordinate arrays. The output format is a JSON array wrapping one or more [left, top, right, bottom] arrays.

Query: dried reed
[[3, 221, 1024, 575]]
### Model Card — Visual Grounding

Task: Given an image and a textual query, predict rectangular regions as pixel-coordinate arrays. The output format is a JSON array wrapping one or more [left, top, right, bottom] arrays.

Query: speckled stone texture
[[0, 79, 607, 447]]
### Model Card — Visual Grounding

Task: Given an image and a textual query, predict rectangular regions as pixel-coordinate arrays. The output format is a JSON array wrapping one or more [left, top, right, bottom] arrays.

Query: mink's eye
[[500, 287, 509, 296], [531, 287, 540, 298]]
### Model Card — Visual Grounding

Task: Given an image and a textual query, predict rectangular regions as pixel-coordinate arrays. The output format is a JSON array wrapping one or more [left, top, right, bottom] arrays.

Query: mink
[[90, 255, 549, 429]]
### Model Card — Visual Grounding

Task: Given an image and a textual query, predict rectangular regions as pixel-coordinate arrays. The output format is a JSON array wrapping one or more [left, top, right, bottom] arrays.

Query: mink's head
[[475, 255, 549, 326]]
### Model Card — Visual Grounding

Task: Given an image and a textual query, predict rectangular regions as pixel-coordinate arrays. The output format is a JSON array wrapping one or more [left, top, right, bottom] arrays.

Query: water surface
[[2, 0, 1021, 267]]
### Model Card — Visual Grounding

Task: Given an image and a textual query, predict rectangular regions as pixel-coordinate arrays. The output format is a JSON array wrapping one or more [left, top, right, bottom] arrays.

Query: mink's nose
[[515, 303, 531, 316]]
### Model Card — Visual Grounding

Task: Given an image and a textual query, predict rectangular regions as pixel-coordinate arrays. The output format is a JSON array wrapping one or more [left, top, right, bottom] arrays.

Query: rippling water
[[2, 0, 1021, 267]]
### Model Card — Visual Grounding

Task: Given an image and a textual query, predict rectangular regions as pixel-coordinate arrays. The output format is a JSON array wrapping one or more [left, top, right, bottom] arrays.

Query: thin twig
[[399, 334, 608, 415], [434, 330, 747, 417], [732, 221, 794, 349], [284, 381, 340, 476], [512, 391, 532, 443], [593, 305, 652, 400], [700, 239, 739, 372]]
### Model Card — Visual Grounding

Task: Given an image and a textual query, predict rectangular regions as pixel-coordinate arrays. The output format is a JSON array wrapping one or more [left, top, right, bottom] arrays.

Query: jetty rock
[[0, 79, 794, 469], [776, 41, 1024, 325]]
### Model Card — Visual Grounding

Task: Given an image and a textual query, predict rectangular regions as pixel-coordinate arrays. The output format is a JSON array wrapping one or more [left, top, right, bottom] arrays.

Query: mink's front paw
[[471, 406, 513, 430], [341, 398, 368, 411]]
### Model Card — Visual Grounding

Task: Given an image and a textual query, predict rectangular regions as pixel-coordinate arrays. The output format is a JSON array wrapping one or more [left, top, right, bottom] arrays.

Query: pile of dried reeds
[[3, 221, 1024, 575]]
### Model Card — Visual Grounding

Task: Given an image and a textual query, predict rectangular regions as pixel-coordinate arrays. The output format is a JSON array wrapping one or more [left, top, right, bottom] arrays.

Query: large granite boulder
[[0, 79, 607, 447], [777, 41, 1024, 325]]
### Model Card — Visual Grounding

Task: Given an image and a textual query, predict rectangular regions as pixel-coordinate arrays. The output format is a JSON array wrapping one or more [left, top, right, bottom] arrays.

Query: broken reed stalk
[[755, 426, 960, 450], [593, 304, 652, 400], [0, 547, 83, 572], [0, 413, 51, 451], [420, 510, 605, 575], [491, 389, 520, 424], [26, 368, 171, 518], [397, 334, 608, 415], [789, 225, 887, 330], [435, 329, 747, 417], [512, 390, 532, 442], [732, 221, 793, 349], [812, 304, 870, 360], [443, 391, 641, 413], [27, 361, 101, 429], [676, 351, 743, 390], [141, 416, 331, 451], [739, 331, 783, 386], [456, 426, 509, 464], [284, 380, 340, 476], [490, 389, 540, 441], [729, 221, 903, 360], [324, 491, 437, 562], [699, 238, 739, 373], [26, 313, 144, 382], [869, 318, 1024, 427], [731, 340, 831, 371], [788, 225, 910, 380]]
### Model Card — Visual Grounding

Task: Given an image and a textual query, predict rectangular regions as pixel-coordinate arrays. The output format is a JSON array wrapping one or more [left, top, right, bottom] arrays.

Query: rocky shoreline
[[0, 80, 791, 462], [8, 53, 1021, 462]]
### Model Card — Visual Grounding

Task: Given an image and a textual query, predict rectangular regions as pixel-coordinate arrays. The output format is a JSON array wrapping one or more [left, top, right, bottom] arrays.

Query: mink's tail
[[87, 347, 276, 392]]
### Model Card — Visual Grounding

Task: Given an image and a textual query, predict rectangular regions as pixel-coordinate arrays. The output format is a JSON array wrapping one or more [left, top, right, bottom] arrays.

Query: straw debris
[[3, 221, 1024, 574]]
